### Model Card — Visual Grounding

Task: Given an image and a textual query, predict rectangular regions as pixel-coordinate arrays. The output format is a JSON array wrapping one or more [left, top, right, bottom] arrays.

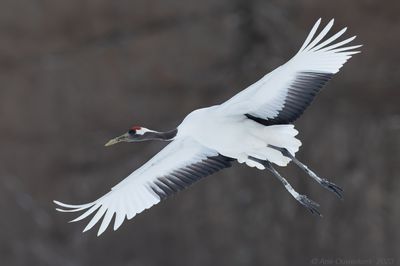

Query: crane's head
[[104, 126, 152, 146]]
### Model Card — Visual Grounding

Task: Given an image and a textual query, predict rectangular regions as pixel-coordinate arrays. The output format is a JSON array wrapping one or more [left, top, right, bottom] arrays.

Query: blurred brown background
[[1, 0, 399, 265]]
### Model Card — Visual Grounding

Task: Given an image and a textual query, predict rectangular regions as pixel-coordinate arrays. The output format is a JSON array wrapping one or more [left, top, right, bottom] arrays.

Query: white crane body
[[178, 107, 300, 168], [54, 19, 361, 236]]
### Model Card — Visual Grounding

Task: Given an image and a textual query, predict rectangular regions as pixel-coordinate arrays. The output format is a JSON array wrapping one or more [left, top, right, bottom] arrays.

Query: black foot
[[320, 179, 344, 199], [297, 195, 322, 217]]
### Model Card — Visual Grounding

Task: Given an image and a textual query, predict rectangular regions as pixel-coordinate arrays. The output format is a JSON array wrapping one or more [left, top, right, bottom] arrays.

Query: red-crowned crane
[[55, 19, 361, 236]]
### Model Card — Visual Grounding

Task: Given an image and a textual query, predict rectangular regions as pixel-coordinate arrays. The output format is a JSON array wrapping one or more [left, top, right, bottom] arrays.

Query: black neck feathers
[[144, 129, 177, 141]]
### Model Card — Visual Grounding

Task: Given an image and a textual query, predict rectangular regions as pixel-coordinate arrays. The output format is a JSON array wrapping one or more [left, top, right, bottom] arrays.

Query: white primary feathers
[[219, 18, 360, 123], [55, 138, 232, 236], [55, 19, 361, 236]]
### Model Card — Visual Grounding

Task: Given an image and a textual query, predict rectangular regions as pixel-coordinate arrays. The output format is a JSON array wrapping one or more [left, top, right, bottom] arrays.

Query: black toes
[[320, 179, 344, 199], [297, 195, 322, 217]]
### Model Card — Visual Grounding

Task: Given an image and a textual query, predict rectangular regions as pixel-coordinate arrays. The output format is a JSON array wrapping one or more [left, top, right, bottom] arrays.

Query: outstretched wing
[[54, 138, 233, 236], [219, 18, 361, 125]]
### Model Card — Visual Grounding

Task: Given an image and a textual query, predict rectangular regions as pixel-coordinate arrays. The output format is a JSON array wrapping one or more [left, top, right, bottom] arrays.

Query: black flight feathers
[[246, 71, 333, 126], [150, 155, 234, 200]]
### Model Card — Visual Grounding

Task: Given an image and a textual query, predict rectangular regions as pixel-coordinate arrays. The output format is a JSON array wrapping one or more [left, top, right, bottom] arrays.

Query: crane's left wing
[[218, 19, 361, 125], [54, 138, 233, 236]]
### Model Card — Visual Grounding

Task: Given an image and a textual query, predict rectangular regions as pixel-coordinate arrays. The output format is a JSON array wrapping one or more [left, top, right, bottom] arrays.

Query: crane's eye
[[128, 129, 136, 135]]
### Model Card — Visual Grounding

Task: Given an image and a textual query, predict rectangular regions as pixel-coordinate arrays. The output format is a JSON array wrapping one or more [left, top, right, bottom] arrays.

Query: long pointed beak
[[104, 133, 130, 147]]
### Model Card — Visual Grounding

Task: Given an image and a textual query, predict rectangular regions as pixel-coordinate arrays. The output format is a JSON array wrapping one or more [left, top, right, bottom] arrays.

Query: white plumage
[[55, 19, 361, 236], [56, 138, 222, 235]]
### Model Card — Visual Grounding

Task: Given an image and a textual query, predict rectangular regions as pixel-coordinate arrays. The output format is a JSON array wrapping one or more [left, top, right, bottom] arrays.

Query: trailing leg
[[268, 145, 343, 199], [249, 157, 321, 216]]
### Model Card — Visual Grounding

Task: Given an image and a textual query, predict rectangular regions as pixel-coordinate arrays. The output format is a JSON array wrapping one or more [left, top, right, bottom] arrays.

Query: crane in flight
[[55, 19, 361, 236]]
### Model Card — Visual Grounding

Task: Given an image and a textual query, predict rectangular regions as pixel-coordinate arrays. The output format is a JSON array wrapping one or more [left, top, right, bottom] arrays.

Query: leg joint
[[267, 145, 293, 158]]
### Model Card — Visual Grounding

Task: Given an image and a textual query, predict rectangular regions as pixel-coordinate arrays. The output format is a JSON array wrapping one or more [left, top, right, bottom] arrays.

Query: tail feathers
[[262, 124, 302, 156], [247, 124, 302, 167]]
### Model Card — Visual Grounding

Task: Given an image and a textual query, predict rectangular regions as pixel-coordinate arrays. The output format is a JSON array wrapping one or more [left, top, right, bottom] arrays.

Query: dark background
[[1, 0, 399, 265]]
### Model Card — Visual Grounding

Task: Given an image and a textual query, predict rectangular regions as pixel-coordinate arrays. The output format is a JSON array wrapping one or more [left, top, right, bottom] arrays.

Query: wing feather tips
[[310, 27, 347, 52], [54, 185, 161, 236], [303, 18, 334, 53], [113, 210, 126, 231], [83, 205, 108, 233], [69, 204, 100, 223], [53, 200, 94, 210], [98, 207, 115, 236], [55, 153, 234, 236], [298, 19, 361, 62], [87, 190, 160, 236], [298, 18, 321, 52]]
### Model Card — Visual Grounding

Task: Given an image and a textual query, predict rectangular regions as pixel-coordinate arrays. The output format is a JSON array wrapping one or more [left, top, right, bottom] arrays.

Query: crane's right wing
[[54, 138, 233, 236], [219, 19, 361, 125]]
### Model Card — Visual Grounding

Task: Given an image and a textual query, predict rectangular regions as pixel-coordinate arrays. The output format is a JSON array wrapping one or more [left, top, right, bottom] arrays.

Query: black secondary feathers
[[150, 155, 233, 199], [246, 71, 333, 126]]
